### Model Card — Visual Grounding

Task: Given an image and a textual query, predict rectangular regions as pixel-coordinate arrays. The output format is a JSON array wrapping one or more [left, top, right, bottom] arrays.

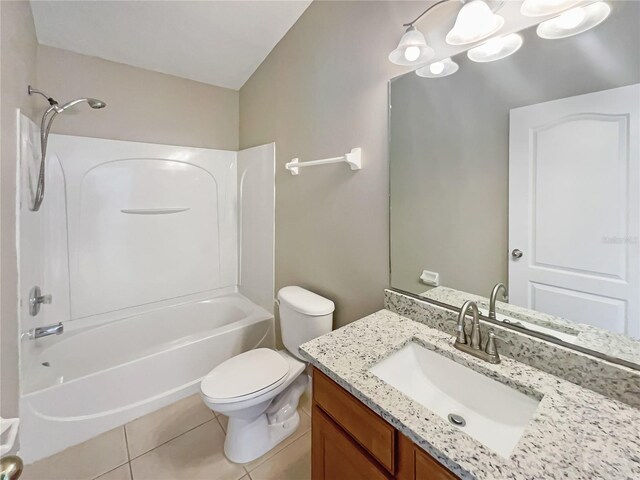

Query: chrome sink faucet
[[489, 283, 508, 319], [453, 300, 501, 364]]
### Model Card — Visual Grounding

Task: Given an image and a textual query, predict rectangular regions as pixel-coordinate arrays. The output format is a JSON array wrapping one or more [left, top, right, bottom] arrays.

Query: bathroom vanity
[[301, 310, 640, 480]]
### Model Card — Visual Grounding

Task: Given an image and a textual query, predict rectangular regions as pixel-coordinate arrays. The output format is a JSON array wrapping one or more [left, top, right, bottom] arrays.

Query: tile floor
[[22, 389, 313, 480]]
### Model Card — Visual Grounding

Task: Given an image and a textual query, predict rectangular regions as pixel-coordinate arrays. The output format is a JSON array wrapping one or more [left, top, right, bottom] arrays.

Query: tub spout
[[24, 322, 64, 340]]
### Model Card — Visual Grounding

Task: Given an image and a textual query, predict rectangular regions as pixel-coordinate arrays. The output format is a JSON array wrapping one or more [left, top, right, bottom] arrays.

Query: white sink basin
[[369, 342, 540, 458]]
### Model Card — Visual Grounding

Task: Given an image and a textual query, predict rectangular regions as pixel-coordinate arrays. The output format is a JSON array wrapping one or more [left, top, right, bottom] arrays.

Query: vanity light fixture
[[388, 26, 435, 66], [416, 58, 459, 78], [467, 33, 523, 62], [445, 0, 505, 45], [520, 0, 583, 17], [537, 1, 611, 39]]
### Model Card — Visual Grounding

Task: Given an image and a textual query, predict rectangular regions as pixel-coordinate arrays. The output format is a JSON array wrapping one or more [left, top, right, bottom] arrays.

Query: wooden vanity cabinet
[[311, 368, 458, 480]]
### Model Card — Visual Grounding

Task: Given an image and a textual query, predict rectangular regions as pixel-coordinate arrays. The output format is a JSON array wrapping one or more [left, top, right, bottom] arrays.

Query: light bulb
[[388, 27, 434, 66], [404, 46, 421, 62], [429, 62, 445, 75], [557, 7, 586, 29], [416, 58, 459, 78]]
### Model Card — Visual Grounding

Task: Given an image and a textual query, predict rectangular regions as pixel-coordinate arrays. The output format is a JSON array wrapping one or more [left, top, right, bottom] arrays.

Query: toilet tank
[[277, 286, 334, 360]]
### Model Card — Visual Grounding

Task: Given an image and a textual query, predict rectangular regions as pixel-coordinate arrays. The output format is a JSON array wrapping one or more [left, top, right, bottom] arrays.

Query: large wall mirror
[[389, 0, 640, 368]]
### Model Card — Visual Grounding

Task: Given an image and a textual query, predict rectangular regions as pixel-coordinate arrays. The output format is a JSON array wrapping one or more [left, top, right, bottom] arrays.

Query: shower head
[[88, 99, 106, 109], [56, 97, 107, 112]]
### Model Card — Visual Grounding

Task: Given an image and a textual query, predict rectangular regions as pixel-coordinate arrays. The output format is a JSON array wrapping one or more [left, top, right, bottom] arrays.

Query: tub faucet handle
[[29, 286, 52, 316]]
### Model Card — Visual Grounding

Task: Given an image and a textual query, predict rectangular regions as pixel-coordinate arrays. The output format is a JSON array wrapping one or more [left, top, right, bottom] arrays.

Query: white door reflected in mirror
[[509, 84, 640, 339]]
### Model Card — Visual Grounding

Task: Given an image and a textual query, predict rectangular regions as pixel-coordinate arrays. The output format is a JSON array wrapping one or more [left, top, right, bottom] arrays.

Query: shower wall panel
[[238, 143, 275, 313], [45, 135, 237, 320]]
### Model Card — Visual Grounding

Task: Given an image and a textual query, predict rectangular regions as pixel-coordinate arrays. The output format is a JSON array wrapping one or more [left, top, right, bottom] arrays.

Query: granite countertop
[[299, 309, 640, 480]]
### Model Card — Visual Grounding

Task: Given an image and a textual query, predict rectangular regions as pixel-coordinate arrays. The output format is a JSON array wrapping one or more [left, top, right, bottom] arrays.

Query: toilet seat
[[201, 348, 290, 404]]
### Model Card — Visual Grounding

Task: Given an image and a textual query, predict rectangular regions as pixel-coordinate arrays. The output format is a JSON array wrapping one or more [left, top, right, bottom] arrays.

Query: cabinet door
[[312, 405, 391, 480], [313, 368, 396, 472], [397, 433, 458, 480]]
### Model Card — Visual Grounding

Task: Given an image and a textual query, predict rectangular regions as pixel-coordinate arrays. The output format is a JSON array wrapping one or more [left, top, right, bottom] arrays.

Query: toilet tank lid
[[278, 286, 335, 316]]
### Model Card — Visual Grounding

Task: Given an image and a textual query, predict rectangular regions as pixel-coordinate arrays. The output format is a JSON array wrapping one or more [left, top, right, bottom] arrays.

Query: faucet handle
[[485, 332, 498, 354], [484, 332, 507, 363], [28, 286, 52, 316]]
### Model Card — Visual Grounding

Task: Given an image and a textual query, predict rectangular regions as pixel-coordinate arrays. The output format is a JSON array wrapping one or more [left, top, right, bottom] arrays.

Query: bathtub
[[19, 292, 274, 463]]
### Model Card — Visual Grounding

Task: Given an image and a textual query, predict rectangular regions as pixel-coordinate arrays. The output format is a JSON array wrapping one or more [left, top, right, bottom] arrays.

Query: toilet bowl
[[200, 286, 334, 463]]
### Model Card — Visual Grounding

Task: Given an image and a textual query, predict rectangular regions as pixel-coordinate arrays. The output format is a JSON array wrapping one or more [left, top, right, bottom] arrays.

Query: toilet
[[200, 286, 334, 463]]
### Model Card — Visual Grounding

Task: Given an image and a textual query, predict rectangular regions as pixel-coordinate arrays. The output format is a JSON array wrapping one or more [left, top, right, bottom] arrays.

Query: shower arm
[[28, 86, 55, 104]]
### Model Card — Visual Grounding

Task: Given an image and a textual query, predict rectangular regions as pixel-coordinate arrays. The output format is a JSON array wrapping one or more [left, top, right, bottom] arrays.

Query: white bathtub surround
[[17, 114, 276, 462], [200, 286, 334, 463]]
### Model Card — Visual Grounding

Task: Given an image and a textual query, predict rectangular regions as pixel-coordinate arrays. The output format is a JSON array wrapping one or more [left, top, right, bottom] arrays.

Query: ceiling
[[30, 1, 312, 90]]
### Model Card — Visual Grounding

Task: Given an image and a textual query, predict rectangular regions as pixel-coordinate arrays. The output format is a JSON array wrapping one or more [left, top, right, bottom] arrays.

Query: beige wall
[[239, 1, 420, 328], [0, 0, 39, 419], [37, 45, 239, 150]]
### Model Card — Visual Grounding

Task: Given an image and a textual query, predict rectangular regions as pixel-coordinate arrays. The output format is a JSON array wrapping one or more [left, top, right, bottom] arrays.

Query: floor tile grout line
[[128, 417, 217, 462], [122, 426, 135, 480], [215, 415, 227, 433], [89, 427, 130, 480], [123, 425, 132, 461], [91, 461, 130, 480]]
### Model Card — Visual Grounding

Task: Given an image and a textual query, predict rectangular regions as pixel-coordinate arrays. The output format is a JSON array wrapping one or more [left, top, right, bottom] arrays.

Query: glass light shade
[[389, 27, 435, 66], [446, 0, 504, 45], [520, 0, 583, 17], [416, 58, 459, 78], [467, 34, 523, 62], [537, 1, 611, 39]]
